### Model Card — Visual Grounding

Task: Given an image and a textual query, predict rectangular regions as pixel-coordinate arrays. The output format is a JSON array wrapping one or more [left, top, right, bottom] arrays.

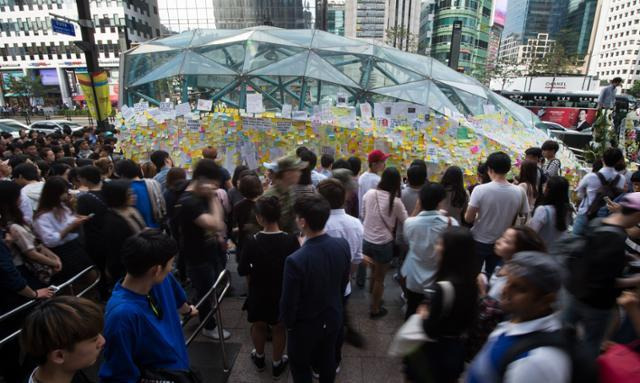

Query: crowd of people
[[1, 123, 640, 383]]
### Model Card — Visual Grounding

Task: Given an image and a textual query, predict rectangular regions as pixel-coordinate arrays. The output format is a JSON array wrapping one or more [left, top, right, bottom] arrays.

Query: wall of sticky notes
[[116, 103, 582, 184]]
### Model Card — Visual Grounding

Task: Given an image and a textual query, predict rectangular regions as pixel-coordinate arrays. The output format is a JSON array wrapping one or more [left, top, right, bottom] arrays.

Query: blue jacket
[[0, 238, 28, 313], [99, 273, 189, 383], [279, 234, 351, 330]]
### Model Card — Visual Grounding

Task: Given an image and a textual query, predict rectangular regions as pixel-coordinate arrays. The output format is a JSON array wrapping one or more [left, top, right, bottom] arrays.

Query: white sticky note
[[159, 102, 174, 112], [133, 101, 149, 113], [359, 103, 372, 119], [197, 99, 213, 111], [121, 105, 135, 121]]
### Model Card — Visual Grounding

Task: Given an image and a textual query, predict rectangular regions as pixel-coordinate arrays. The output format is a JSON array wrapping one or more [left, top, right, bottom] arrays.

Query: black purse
[[139, 368, 203, 383]]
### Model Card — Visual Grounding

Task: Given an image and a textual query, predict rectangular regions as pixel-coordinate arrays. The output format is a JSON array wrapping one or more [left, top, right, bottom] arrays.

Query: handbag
[[512, 186, 528, 226], [597, 340, 640, 383], [388, 281, 455, 357], [139, 368, 203, 383]]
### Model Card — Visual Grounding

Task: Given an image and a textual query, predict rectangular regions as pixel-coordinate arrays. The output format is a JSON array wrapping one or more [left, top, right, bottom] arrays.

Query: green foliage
[[385, 26, 418, 52], [584, 109, 615, 163], [526, 43, 580, 76], [5, 75, 46, 107], [629, 81, 640, 98], [489, 58, 523, 90]]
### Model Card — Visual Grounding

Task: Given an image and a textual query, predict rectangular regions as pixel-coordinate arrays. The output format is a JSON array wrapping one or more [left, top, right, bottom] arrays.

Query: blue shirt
[[279, 234, 351, 329], [597, 84, 617, 109], [130, 180, 158, 228], [99, 273, 189, 383], [153, 166, 170, 193]]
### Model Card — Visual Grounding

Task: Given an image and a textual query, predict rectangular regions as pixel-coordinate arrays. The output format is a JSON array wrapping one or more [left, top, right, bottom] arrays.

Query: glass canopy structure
[[121, 26, 537, 127]]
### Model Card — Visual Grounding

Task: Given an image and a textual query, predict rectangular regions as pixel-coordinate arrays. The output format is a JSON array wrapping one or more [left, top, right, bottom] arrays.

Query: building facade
[[499, 32, 555, 65], [327, 0, 346, 36], [157, 0, 216, 32], [0, 0, 161, 107], [430, 0, 494, 74], [561, 0, 598, 57], [502, 0, 568, 43], [418, 0, 436, 55], [587, 0, 640, 90]]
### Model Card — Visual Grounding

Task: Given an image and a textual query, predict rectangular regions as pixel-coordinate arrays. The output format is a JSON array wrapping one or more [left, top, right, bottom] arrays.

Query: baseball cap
[[264, 155, 308, 174], [368, 150, 390, 163], [619, 192, 640, 211], [507, 251, 562, 295]]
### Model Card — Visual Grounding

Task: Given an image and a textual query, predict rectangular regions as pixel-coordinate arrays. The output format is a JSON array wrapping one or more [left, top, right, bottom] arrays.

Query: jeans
[[474, 241, 500, 277], [563, 293, 614, 359], [289, 319, 340, 383], [187, 261, 218, 330], [572, 213, 589, 236]]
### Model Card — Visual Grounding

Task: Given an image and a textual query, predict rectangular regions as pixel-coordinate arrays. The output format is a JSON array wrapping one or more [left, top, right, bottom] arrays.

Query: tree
[[525, 43, 580, 76], [629, 81, 640, 98], [488, 58, 523, 91], [385, 26, 418, 52], [5, 75, 45, 108]]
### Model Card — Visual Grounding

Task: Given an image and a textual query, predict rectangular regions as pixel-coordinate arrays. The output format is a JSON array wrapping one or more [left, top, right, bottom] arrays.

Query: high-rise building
[[418, 0, 436, 55], [159, 0, 315, 33], [499, 32, 555, 64], [430, 0, 494, 74], [327, 0, 346, 36], [587, 0, 640, 90], [0, 0, 161, 107], [344, 0, 421, 51], [502, 0, 568, 43], [485, 0, 507, 74], [561, 0, 598, 57]]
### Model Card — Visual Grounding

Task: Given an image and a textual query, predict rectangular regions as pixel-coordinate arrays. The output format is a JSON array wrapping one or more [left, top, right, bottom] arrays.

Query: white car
[[29, 120, 86, 134], [0, 119, 29, 138]]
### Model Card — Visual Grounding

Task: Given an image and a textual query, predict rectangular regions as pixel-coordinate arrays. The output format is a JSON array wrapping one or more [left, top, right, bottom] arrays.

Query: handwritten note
[[246, 93, 264, 115], [197, 99, 213, 111]]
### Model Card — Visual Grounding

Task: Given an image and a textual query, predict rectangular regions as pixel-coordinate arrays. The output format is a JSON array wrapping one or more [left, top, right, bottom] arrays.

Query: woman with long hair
[[528, 175, 571, 246], [440, 166, 469, 222], [101, 180, 146, 284], [32, 176, 93, 283], [0, 181, 62, 285], [362, 167, 408, 319], [517, 160, 539, 210], [406, 227, 478, 383]]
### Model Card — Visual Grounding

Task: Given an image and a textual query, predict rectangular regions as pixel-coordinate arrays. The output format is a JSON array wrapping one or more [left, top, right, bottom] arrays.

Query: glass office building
[[502, 0, 569, 42], [561, 0, 597, 57], [121, 26, 537, 128]]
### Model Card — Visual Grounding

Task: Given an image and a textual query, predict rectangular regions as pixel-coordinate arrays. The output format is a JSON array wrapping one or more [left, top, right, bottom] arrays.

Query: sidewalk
[[189, 262, 407, 383]]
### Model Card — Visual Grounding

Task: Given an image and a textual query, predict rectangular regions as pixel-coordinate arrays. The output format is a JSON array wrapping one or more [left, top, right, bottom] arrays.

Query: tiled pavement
[[188, 263, 408, 383]]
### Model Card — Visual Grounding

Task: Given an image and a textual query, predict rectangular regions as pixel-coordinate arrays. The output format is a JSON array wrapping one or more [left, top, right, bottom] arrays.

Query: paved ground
[[188, 258, 407, 383]]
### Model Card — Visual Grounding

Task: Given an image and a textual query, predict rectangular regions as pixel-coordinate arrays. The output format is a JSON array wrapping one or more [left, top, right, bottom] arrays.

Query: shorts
[[363, 240, 394, 264]]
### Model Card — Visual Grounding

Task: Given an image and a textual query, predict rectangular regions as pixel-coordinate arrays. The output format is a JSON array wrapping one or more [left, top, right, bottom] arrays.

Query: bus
[[498, 91, 637, 131]]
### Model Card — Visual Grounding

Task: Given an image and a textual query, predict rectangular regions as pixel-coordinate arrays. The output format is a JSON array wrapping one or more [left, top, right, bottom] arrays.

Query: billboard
[[39, 69, 59, 86], [529, 107, 597, 130], [493, 0, 508, 27]]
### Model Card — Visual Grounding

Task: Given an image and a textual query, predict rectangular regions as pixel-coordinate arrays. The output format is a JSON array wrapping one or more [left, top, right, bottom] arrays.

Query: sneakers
[[272, 355, 289, 380], [250, 350, 265, 372], [201, 326, 231, 341]]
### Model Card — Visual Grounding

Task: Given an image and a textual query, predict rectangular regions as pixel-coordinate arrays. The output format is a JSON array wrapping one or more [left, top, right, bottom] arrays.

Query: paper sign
[[292, 111, 308, 120], [359, 103, 372, 119], [121, 105, 135, 121], [133, 101, 149, 113], [246, 93, 264, 114], [186, 119, 200, 131], [337, 92, 348, 106], [175, 102, 191, 117], [281, 104, 292, 118], [426, 145, 438, 163], [159, 102, 174, 112], [197, 99, 213, 111]]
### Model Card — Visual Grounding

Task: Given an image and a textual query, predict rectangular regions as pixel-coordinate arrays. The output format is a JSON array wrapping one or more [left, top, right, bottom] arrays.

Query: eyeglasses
[[146, 293, 163, 320]]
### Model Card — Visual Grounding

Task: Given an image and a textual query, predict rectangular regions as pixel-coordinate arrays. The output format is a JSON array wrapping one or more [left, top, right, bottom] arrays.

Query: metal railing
[[0, 266, 101, 346], [181, 269, 232, 373]]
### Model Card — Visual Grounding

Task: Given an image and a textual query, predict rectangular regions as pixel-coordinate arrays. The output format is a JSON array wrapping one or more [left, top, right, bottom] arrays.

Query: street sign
[[51, 19, 75, 36]]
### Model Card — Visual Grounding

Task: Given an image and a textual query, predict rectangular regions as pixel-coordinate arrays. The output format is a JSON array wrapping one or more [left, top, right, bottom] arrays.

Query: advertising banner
[[76, 71, 112, 121]]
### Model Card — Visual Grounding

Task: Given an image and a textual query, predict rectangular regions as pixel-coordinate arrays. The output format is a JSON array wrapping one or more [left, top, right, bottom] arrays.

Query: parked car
[[29, 120, 86, 135], [0, 119, 29, 138]]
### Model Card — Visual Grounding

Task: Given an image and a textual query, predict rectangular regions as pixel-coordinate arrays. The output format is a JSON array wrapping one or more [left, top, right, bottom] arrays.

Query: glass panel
[[249, 51, 309, 76], [311, 31, 368, 50], [128, 43, 177, 55], [194, 75, 237, 97], [243, 41, 307, 73], [434, 82, 471, 115], [250, 30, 307, 48], [375, 61, 424, 84], [429, 58, 481, 85], [304, 52, 361, 89], [190, 29, 241, 46], [438, 80, 487, 98], [317, 52, 363, 84], [125, 50, 181, 86], [375, 46, 432, 77], [200, 30, 254, 47], [371, 80, 458, 114], [487, 92, 538, 129], [180, 51, 238, 76], [154, 30, 195, 48], [261, 29, 316, 48], [196, 44, 246, 72], [129, 53, 184, 87]]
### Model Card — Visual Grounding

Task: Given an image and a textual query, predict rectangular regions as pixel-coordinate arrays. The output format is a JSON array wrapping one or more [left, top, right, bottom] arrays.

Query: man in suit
[[280, 194, 351, 383]]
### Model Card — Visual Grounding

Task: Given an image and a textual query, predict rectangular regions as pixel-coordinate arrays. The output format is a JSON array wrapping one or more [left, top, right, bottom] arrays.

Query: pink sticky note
[[470, 145, 479, 154]]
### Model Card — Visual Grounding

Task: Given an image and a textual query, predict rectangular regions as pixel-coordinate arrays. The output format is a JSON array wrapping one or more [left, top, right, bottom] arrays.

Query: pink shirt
[[362, 189, 408, 244]]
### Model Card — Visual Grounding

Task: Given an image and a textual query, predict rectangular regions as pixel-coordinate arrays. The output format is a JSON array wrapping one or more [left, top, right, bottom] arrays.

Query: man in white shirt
[[573, 147, 626, 235], [317, 178, 365, 368], [465, 152, 529, 276], [13, 162, 44, 226], [597, 77, 622, 110], [466, 252, 571, 383], [356, 149, 389, 288]]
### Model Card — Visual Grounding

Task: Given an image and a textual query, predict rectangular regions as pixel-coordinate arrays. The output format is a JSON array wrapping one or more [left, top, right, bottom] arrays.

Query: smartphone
[[603, 196, 613, 205]]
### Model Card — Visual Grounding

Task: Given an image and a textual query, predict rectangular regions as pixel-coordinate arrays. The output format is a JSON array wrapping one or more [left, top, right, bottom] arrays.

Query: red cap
[[368, 150, 390, 163]]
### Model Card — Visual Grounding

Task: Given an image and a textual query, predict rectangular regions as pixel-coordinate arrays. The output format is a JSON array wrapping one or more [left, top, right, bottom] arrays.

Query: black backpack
[[586, 173, 624, 220], [498, 328, 598, 383]]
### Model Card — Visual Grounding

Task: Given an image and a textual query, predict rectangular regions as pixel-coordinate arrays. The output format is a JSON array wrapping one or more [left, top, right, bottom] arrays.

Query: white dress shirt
[[324, 208, 364, 296], [33, 206, 79, 248]]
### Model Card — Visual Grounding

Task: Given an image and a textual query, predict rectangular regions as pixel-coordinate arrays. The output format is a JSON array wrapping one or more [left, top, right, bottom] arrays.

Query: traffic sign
[[51, 19, 75, 37]]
